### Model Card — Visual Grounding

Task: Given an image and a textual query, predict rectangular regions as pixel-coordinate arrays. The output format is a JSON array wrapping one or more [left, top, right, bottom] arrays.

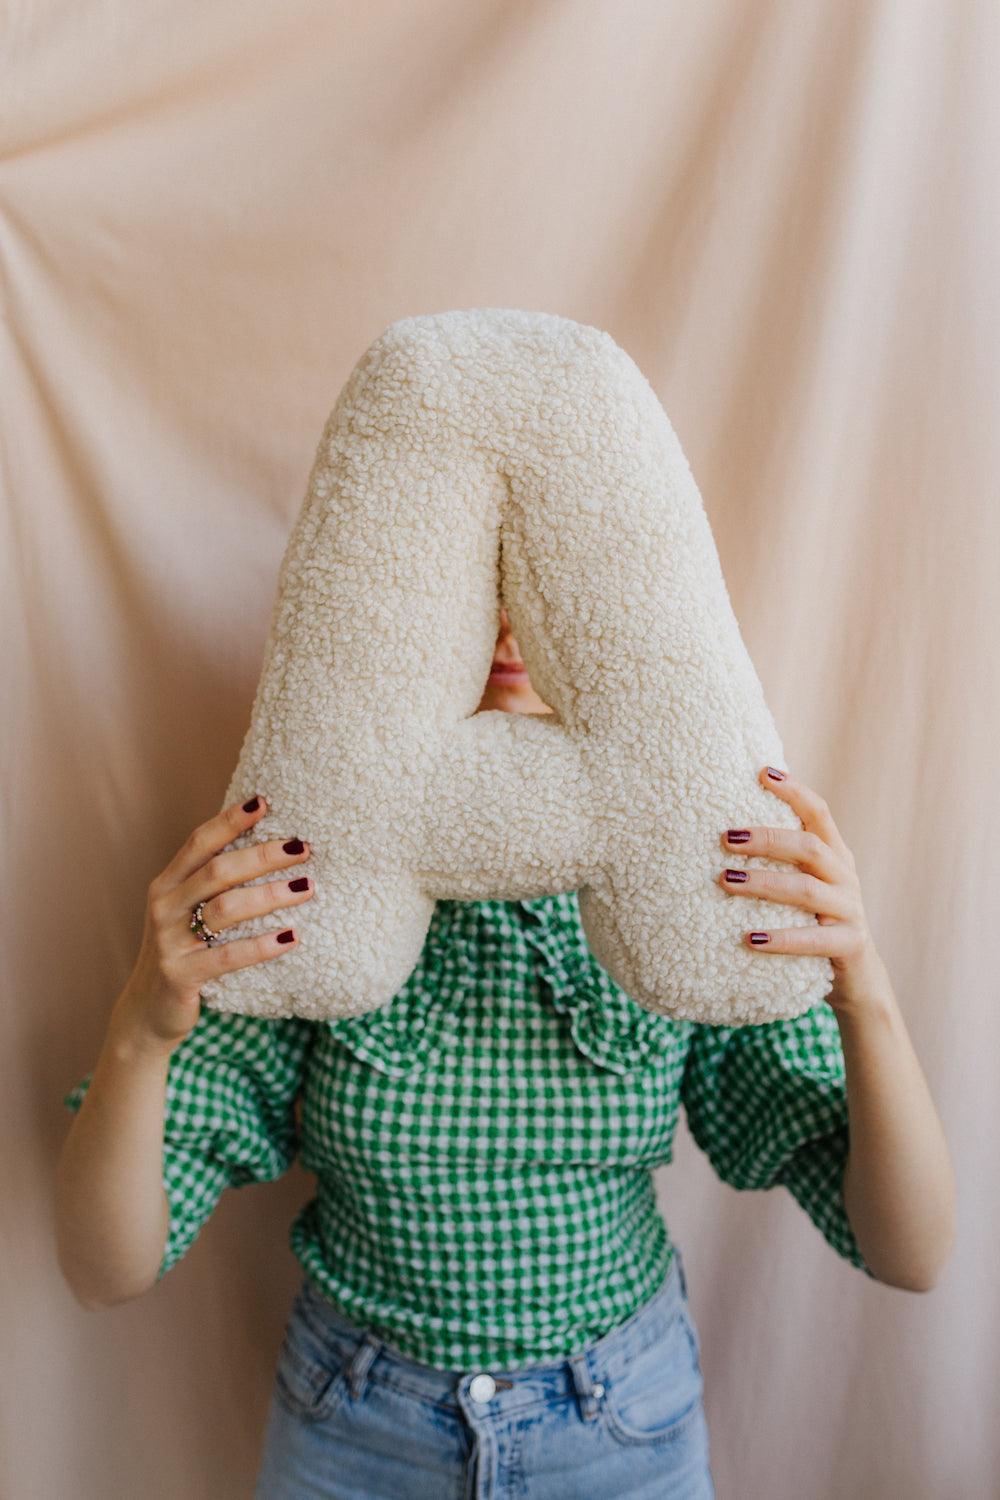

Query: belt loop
[[345, 1332, 383, 1399], [566, 1351, 601, 1422], [674, 1242, 689, 1300]]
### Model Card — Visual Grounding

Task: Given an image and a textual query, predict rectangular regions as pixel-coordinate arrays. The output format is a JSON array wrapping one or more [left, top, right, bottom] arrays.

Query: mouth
[[489, 659, 529, 682]]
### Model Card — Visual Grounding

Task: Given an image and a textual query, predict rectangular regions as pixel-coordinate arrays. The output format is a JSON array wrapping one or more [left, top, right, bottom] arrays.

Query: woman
[[55, 608, 954, 1499]]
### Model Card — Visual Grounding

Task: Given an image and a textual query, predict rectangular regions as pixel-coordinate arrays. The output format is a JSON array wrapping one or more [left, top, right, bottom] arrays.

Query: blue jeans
[[253, 1244, 715, 1499]]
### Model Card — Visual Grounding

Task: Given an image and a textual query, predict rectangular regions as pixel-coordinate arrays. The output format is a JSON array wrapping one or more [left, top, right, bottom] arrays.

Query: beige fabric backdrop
[[5, 1, 995, 1495]]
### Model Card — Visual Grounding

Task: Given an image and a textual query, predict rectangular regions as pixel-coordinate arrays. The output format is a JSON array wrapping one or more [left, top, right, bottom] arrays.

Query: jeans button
[[469, 1373, 497, 1402]]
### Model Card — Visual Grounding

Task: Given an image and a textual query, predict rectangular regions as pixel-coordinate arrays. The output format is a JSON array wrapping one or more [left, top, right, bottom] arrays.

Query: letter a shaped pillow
[[198, 308, 833, 1027]]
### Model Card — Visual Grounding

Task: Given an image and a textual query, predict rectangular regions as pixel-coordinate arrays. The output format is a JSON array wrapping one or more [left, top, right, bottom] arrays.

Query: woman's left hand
[[716, 765, 894, 1016]]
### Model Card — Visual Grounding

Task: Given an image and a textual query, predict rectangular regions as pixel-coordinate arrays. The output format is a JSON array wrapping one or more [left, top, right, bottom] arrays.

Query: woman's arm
[[715, 765, 955, 1291], [834, 949, 955, 1290], [55, 792, 315, 1309], [55, 999, 174, 1309]]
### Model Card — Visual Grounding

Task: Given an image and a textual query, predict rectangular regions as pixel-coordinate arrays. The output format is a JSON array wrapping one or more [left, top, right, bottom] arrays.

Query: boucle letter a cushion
[[198, 308, 833, 1027]]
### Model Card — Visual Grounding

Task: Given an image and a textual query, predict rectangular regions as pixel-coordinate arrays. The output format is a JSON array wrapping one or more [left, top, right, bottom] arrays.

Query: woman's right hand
[[109, 795, 313, 1055]]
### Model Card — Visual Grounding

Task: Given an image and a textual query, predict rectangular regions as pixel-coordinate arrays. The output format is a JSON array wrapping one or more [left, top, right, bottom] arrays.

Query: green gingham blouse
[[62, 891, 875, 1370]]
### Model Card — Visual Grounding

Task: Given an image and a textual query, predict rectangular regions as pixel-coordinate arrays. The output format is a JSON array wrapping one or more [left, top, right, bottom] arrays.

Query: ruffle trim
[[517, 892, 684, 1076], [319, 901, 470, 1077], [322, 891, 685, 1079]]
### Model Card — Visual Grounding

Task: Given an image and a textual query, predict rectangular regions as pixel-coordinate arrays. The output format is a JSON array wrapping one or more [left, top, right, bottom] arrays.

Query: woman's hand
[[110, 795, 315, 1055], [716, 765, 892, 1016]]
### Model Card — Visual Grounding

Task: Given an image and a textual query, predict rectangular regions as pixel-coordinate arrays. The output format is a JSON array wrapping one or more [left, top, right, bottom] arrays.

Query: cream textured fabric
[[199, 308, 832, 1025]]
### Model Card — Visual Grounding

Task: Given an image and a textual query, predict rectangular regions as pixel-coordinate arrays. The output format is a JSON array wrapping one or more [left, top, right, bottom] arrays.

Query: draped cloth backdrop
[[4, 2, 996, 1496]]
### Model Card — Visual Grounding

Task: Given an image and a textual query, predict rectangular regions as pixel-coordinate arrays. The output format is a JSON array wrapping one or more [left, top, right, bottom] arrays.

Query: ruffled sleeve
[[680, 1002, 877, 1277], [517, 891, 686, 1076], [61, 1005, 316, 1280]]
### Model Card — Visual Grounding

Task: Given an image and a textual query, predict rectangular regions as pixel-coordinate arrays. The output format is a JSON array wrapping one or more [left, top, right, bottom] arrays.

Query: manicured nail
[[288, 877, 309, 892], [726, 829, 751, 843], [283, 839, 305, 855], [276, 929, 295, 944], [243, 796, 261, 812], [766, 767, 786, 781], [749, 931, 770, 944], [724, 869, 748, 883]]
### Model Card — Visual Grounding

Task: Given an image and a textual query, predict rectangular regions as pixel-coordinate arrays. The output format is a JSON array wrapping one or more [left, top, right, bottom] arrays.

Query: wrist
[[830, 972, 901, 1040], [828, 939, 896, 1020], [832, 987, 898, 1036], [105, 997, 177, 1067]]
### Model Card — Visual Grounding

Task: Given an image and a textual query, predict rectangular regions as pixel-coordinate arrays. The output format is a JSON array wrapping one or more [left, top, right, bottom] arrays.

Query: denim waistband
[[292, 1242, 691, 1419]]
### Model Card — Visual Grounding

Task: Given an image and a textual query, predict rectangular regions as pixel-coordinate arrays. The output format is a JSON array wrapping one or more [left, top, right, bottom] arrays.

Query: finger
[[193, 870, 314, 940], [741, 920, 860, 956], [179, 924, 302, 984], [719, 824, 843, 882], [716, 864, 855, 920], [154, 795, 270, 894], [758, 767, 854, 865], [167, 836, 312, 930]]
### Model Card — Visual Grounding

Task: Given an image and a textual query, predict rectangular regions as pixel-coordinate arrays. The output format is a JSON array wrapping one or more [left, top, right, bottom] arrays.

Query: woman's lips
[[489, 660, 529, 681]]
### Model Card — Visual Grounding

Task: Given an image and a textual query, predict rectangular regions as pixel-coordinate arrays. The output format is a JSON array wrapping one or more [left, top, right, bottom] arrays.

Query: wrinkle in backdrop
[[3, 2, 996, 1497]]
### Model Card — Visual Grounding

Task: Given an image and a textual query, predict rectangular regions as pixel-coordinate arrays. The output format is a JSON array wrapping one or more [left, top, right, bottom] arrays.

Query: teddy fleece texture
[[197, 308, 833, 1026]]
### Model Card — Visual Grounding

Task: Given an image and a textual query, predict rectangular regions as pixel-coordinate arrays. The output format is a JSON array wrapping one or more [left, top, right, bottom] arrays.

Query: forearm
[[836, 964, 955, 1291], [55, 1005, 173, 1309]]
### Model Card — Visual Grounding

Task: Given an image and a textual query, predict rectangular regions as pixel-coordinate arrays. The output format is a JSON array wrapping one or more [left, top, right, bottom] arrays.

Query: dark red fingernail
[[288, 877, 309, 892], [242, 796, 260, 812], [749, 931, 770, 944], [726, 829, 751, 843], [766, 767, 786, 781], [724, 869, 748, 883], [276, 929, 295, 944], [283, 839, 305, 854]]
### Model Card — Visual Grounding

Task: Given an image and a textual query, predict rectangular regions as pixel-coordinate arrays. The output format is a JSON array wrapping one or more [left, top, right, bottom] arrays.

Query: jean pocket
[[273, 1304, 356, 1423], [597, 1305, 705, 1447]]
